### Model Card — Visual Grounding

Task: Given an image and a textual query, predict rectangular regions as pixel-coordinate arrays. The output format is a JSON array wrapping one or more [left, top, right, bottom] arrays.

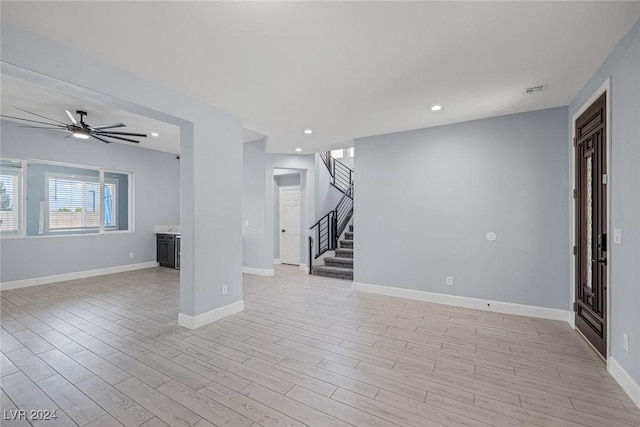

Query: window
[[0, 160, 22, 234], [0, 158, 132, 237], [47, 173, 101, 232], [330, 148, 354, 158], [103, 171, 129, 232]]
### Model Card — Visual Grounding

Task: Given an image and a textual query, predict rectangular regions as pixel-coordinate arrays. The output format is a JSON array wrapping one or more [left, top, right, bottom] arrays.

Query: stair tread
[[335, 248, 353, 252], [340, 239, 354, 243]]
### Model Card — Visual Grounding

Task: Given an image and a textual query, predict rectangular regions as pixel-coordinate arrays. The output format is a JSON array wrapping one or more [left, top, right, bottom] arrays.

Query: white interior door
[[280, 186, 301, 265]]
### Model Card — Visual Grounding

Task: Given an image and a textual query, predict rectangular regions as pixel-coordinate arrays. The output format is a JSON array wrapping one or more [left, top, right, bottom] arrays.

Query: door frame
[[570, 78, 611, 363], [279, 185, 301, 265]]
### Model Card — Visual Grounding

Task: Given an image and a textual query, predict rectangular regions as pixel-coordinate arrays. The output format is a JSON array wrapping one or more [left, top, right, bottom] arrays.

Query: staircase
[[309, 151, 354, 280], [313, 225, 354, 280]]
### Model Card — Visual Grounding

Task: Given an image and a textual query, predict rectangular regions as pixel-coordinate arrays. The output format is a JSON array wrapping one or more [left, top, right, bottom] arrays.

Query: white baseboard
[[352, 282, 571, 322], [242, 267, 274, 276], [273, 258, 282, 265], [0, 261, 160, 291], [609, 357, 640, 409], [299, 263, 308, 272], [178, 300, 244, 329]]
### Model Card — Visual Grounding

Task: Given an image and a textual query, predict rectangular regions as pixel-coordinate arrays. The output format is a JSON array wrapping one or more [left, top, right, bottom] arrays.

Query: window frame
[[45, 171, 103, 234], [103, 178, 119, 231], [0, 159, 24, 236], [0, 157, 134, 239]]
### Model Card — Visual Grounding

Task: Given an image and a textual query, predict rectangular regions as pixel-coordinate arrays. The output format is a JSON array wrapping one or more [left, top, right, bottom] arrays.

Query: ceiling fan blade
[[12, 106, 69, 125], [91, 135, 111, 144], [95, 134, 140, 143], [65, 110, 79, 125], [96, 130, 147, 137], [19, 125, 67, 130], [1, 114, 68, 127], [92, 123, 125, 130]]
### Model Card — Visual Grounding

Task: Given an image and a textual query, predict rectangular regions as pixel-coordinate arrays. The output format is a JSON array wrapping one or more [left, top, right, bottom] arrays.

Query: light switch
[[614, 228, 622, 244]]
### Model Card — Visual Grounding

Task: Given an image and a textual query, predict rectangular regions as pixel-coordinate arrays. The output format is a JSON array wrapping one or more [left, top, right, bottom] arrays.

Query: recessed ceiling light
[[304, 129, 313, 135], [151, 132, 159, 137], [430, 105, 443, 111], [295, 148, 302, 152]]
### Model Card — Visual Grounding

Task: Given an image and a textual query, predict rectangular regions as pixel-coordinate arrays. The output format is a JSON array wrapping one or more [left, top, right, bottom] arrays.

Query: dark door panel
[[574, 92, 607, 358]]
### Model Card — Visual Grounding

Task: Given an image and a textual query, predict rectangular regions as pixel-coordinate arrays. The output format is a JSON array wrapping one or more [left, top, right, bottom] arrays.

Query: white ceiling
[[2, 2, 640, 154]]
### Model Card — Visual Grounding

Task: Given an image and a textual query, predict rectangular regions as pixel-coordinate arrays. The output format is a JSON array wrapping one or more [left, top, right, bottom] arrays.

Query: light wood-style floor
[[1, 265, 638, 427]]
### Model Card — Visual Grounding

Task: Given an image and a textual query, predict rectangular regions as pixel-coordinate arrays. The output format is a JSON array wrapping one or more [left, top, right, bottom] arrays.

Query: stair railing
[[309, 181, 354, 272], [319, 151, 353, 195]]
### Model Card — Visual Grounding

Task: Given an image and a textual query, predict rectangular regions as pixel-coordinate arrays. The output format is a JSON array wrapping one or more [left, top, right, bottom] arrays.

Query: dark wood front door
[[574, 92, 607, 359]]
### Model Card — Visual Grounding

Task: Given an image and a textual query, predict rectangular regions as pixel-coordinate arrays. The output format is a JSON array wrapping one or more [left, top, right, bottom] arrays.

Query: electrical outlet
[[623, 333, 629, 352], [129, 252, 135, 259], [446, 276, 454, 286], [222, 285, 228, 296]]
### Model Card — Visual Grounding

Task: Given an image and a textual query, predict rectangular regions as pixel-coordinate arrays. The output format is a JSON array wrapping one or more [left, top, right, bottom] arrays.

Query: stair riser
[[325, 259, 353, 268], [349, 225, 354, 232], [345, 232, 353, 240], [314, 270, 353, 280], [335, 250, 353, 259], [340, 241, 353, 249]]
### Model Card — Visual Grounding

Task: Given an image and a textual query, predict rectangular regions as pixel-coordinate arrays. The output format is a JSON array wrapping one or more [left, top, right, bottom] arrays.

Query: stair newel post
[[308, 236, 313, 274], [332, 211, 338, 250]]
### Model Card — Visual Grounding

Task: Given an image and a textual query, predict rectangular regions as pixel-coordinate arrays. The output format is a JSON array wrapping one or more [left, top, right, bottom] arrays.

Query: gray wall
[[3, 22, 244, 320], [569, 18, 640, 383], [0, 119, 180, 282], [242, 139, 268, 270], [354, 107, 569, 309], [242, 142, 315, 270], [266, 153, 315, 267], [315, 154, 345, 218]]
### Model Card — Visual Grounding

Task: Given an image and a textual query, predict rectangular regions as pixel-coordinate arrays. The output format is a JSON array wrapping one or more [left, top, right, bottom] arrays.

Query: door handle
[[597, 233, 607, 252], [591, 258, 607, 265]]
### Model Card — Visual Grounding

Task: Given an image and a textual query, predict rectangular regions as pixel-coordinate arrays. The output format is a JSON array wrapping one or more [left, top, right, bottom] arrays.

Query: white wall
[[354, 107, 569, 309], [0, 120, 180, 282]]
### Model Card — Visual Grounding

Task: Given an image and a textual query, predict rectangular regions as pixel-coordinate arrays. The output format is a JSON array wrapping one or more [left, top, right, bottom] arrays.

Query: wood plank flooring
[[1, 265, 638, 426]]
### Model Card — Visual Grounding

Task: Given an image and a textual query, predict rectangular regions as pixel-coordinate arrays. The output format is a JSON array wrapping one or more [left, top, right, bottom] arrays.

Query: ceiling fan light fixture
[[72, 129, 90, 139]]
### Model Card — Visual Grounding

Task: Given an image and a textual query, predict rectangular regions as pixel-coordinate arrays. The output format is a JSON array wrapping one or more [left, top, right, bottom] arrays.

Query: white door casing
[[280, 186, 301, 265]]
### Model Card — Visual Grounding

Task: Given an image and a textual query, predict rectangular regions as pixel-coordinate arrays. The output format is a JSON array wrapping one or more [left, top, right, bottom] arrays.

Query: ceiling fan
[[1, 107, 147, 144]]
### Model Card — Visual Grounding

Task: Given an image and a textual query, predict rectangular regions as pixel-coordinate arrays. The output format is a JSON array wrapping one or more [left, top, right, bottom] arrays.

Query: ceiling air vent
[[523, 84, 547, 95]]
